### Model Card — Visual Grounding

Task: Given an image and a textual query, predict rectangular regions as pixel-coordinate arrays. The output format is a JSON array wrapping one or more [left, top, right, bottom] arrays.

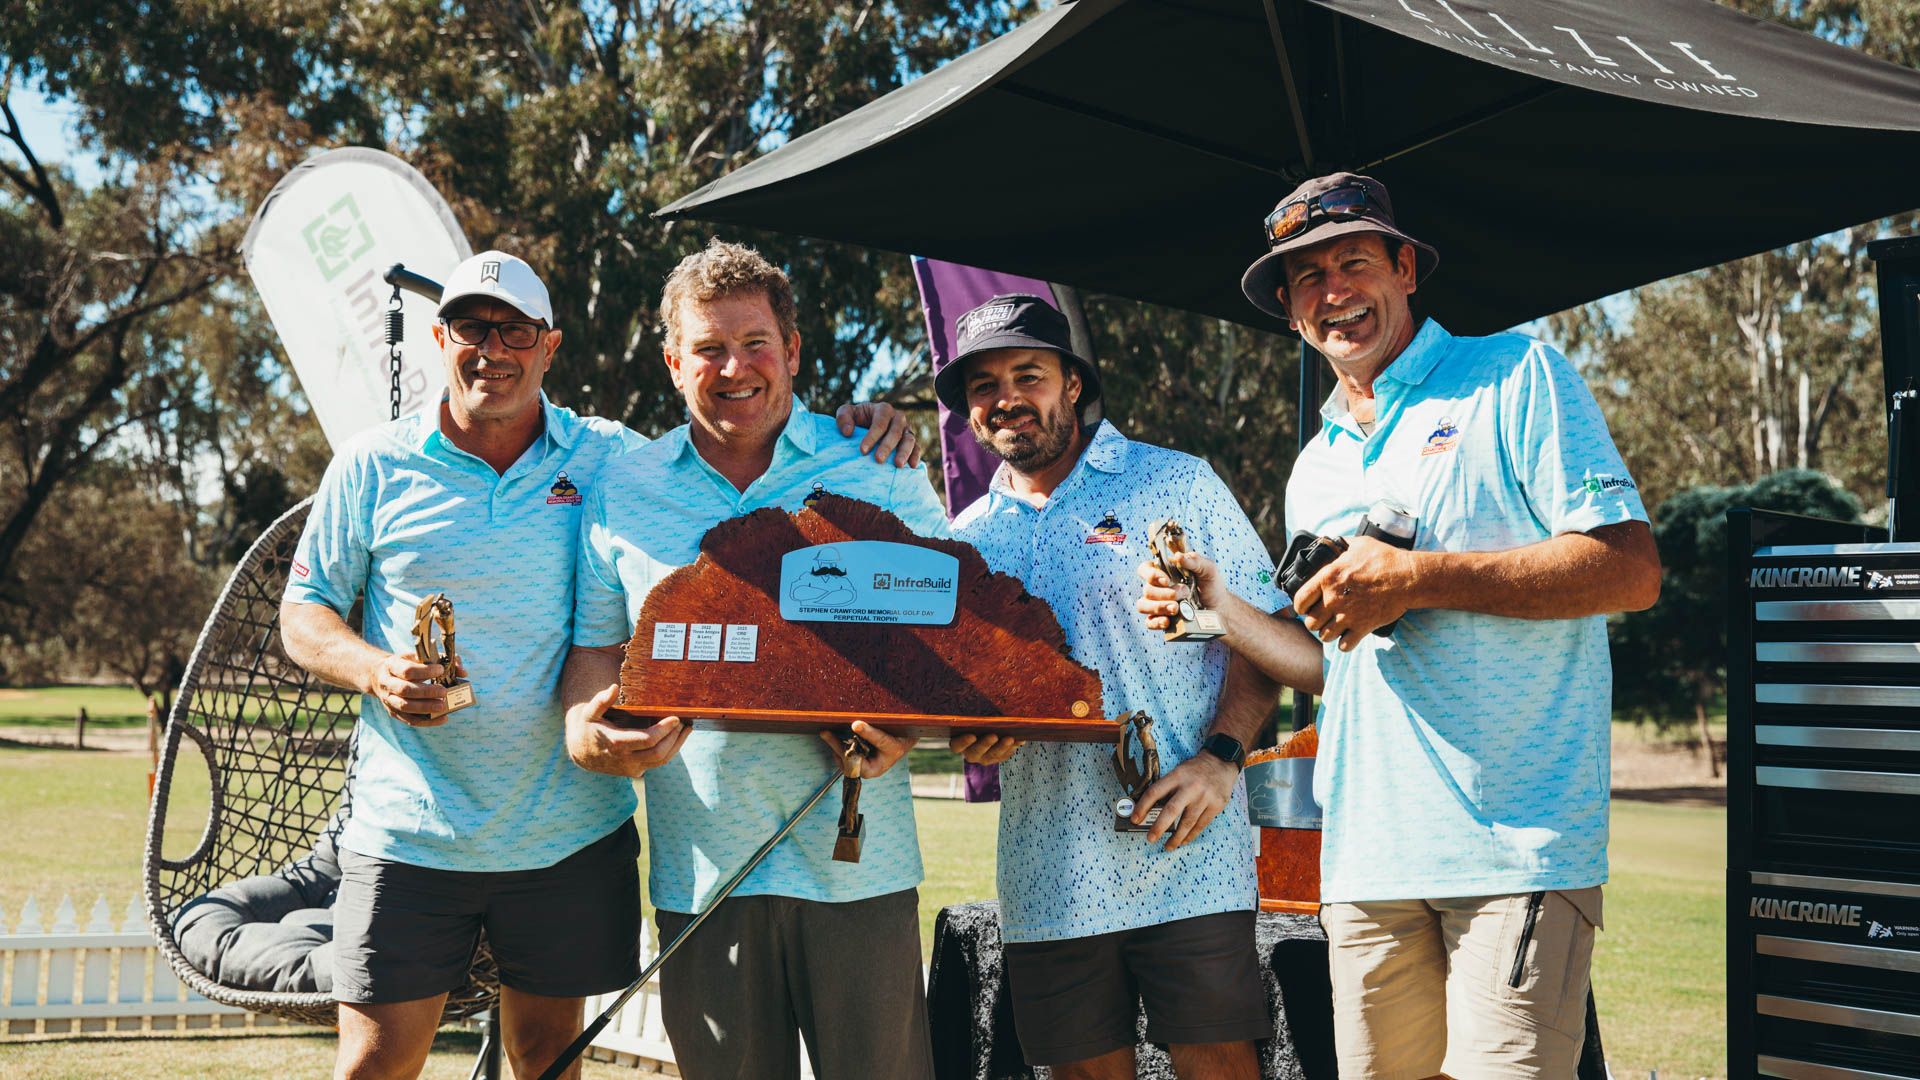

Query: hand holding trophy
[[1148, 520, 1225, 642], [412, 593, 476, 714]]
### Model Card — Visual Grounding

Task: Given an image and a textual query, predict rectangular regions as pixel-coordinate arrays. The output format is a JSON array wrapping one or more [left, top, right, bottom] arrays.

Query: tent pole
[[1260, 0, 1316, 172], [1293, 335, 1321, 733]]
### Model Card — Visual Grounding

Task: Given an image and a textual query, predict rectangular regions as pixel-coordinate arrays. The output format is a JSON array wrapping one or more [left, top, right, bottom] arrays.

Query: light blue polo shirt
[[953, 422, 1282, 943], [1286, 320, 1647, 903], [573, 398, 951, 914], [285, 395, 647, 872]]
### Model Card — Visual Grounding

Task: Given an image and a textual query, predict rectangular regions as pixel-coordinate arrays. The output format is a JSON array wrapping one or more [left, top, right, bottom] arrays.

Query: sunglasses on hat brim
[[1263, 184, 1385, 247]]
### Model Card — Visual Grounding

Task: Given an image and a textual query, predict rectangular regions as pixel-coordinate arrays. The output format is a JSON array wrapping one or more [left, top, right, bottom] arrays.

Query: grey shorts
[[1003, 909, 1273, 1065], [331, 820, 642, 1004], [655, 888, 933, 1080]]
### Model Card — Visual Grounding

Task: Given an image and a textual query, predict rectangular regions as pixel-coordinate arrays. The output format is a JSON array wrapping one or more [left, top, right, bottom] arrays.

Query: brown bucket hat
[[1240, 172, 1439, 320]]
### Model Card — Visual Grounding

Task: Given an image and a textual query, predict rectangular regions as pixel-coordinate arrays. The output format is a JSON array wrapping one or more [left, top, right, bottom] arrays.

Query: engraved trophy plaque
[[412, 593, 475, 713], [605, 495, 1117, 742], [1149, 519, 1225, 642]]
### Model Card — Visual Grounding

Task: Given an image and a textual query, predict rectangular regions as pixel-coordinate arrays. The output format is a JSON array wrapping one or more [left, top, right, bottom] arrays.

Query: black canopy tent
[[660, 0, 1920, 340]]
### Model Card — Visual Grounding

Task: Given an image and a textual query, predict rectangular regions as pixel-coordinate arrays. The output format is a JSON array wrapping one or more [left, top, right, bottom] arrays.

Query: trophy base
[[833, 815, 865, 862], [1164, 609, 1226, 642], [1113, 798, 1163, 833], [603, 704, 1115, 742], [443, 681, 476, 713]]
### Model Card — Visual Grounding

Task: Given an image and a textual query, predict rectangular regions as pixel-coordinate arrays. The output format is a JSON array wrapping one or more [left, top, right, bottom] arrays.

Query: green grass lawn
[[0, 685, 153, 727], [0, 742, 1724, 1078], [1594, 799, 1726, 1080]]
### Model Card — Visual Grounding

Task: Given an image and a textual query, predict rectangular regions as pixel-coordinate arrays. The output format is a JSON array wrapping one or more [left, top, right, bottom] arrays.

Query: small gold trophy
[[1110, 711, 1161, 832], [1149, 519, 1225, 642], [412, 593, 475, 714]]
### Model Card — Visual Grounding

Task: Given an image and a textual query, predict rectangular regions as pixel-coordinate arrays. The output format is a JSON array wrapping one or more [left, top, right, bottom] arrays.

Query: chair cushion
[[173, 837, 341, 994]]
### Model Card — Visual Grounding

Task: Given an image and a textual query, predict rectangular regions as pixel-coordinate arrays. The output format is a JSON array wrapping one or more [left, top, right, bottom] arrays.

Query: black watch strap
[[1202, 732, 1245, 769]]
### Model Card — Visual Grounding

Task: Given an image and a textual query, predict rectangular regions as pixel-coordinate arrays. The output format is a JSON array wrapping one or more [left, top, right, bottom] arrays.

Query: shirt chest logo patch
[[546, 471, 583, 505], [1085, 511, 1126, 544], [1420, 417, 1460, 457]]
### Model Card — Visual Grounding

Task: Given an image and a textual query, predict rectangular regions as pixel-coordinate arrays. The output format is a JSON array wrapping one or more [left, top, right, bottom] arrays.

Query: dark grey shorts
[[655, 888, 934, 1080], [1003, 909, 1273, 1065], [331, 820, 642, 1004]]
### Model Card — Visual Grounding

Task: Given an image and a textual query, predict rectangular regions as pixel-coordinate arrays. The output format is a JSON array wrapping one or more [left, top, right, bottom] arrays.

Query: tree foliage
[[0, 0, 1037, 687], [1550, 229, 1895, 514]]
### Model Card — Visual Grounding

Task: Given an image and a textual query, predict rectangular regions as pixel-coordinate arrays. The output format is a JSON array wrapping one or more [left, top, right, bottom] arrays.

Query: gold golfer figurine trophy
[[1111, 711, 1161, 832], [412, 593, 475, 714], [1149, 519, 1225, 641]]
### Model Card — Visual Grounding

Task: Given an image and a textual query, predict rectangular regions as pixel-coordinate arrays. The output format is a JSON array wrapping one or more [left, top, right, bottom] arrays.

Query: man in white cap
[[280, 250, 920, 1080]]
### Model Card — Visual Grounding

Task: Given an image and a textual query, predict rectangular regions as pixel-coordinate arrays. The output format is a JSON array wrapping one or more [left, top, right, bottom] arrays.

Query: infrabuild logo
[[302, 194, 377, 283], [871, 572, 953, 593]]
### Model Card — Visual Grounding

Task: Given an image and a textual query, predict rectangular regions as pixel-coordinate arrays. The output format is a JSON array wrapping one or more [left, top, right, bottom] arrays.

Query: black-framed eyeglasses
[[442, 317, 547, 350], [1263, 184, 1382, 247]]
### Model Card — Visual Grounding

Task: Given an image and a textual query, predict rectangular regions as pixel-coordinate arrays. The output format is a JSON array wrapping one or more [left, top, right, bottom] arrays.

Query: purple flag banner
[[912, 257, 1090, 804]]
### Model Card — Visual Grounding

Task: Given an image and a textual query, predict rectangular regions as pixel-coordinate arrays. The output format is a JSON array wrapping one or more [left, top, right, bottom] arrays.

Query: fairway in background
[[1594, 798, 1728, 1080], [0, 686, 150, 728]]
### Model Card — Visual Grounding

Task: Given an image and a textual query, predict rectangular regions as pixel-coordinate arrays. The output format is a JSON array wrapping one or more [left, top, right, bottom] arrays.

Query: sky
[[3, 78, 108, 190]]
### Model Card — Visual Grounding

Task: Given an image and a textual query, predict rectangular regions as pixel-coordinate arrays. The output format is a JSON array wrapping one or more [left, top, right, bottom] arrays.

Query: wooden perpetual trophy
[[603, 495, 1136, 861], [412, 593, 475, 714], [1148, 520, 1225, 642]]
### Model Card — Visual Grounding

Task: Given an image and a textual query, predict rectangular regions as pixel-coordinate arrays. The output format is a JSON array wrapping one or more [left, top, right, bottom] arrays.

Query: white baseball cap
[[436, 250, 554, 324]]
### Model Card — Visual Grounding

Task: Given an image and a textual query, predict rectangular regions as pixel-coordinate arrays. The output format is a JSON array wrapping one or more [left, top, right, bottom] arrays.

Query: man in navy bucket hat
[[945, 292, 1285, 1079]]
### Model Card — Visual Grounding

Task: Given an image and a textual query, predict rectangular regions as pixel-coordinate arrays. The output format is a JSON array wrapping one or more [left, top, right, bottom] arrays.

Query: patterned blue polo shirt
[[573, 398, 952, 914], [285, 395, 647, 872], [953, 422, 1283, 943], [1286, 319, 1647, 903]]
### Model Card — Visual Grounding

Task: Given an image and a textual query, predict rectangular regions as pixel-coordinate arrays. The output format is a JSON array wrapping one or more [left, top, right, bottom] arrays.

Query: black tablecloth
[[927, 901, 1335, 1080], [927, 901, 1606, 1080]]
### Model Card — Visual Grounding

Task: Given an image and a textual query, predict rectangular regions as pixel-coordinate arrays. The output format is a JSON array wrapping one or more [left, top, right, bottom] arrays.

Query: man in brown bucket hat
[[1139, 172, 1662, 1078]]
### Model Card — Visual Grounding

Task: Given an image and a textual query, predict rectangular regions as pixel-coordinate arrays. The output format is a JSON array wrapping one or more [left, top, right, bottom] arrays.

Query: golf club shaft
[[536, 766, 844, 1080]]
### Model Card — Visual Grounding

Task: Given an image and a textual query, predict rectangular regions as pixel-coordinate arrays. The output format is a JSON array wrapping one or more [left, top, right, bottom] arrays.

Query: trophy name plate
[[602, 495, 1116, 742]]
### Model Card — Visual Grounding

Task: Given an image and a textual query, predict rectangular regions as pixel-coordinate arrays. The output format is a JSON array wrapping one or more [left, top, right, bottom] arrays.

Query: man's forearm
[[562, 644, 624, 714], [279, 600, 382, 694], [1206, 648, 1283, 747], [1217, 592, 1326, 695], [1408, 521, 1660, 620]]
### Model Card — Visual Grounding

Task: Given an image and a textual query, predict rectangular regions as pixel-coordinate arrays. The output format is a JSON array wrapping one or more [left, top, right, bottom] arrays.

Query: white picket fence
[[0, 892, 681, 1072], [0, 894, 279, 1036]]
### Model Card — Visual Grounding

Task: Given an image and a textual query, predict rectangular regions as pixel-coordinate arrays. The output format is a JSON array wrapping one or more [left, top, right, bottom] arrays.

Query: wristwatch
[[1201, 732, 1246, 769]]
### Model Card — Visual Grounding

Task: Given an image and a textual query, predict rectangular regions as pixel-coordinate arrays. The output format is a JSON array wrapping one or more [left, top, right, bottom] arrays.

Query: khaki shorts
[[1320, 887, 1601, 1080]]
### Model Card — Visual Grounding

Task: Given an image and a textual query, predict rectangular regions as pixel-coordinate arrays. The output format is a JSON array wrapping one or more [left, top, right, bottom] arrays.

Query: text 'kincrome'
[[1750, 898, 1864, 926], [1748, 566, 1862, 589]]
